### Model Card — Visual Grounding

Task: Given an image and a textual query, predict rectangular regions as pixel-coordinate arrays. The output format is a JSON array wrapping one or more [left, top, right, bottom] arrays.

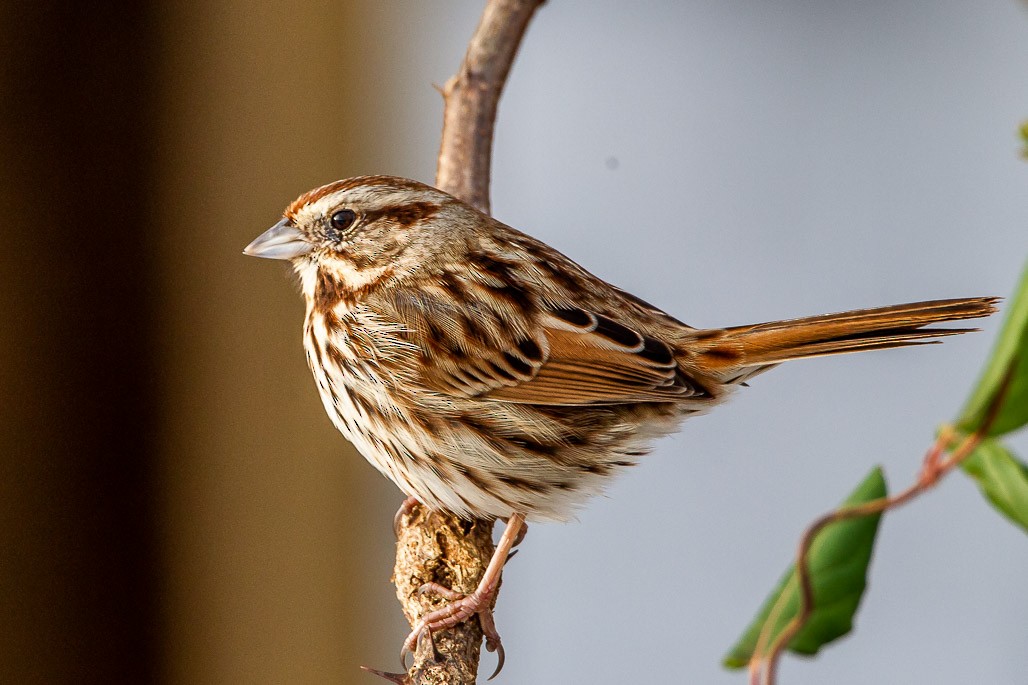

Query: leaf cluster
[[726, 259, 1028, 675]]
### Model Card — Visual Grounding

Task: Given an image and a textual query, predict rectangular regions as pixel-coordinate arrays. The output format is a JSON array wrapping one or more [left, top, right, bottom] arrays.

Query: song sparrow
[[245, 175, 995, 667]]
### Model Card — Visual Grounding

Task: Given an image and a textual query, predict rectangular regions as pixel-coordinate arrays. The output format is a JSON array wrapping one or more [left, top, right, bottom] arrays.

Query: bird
[[244, 174, 996, 672]]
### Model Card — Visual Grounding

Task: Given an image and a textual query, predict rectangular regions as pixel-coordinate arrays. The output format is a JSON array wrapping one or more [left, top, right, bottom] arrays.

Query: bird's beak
[[243, 218, 312, 260]]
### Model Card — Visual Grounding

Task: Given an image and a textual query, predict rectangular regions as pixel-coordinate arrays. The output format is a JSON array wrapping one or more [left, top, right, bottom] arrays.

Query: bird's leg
[[402, 512, 526, 679]]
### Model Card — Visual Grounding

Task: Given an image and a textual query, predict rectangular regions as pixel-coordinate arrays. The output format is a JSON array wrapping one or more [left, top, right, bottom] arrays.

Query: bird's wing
[[380, 287, 706, 406]]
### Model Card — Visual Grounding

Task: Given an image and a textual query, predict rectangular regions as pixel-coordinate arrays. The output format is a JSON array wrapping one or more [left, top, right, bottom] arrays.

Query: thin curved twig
[[751, 362, 1016, 685]]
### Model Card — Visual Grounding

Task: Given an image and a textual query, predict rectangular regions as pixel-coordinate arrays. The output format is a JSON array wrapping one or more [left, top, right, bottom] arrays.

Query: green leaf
[[957, 260, 1028, 437], [961, 439, 1028, 533], [723, 467, 887, 669]]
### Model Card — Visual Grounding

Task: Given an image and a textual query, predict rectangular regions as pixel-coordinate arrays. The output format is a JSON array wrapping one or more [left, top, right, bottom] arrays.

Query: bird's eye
[[329, 209, 357, 233]]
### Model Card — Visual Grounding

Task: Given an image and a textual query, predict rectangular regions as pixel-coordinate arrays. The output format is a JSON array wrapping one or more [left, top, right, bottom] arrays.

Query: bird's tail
[[687, 297, 998, 381]]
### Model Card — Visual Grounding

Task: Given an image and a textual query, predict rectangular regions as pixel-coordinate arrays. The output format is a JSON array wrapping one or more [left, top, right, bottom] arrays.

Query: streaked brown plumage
[[244, 174, 996, 663], [246, 174, 995, 522]]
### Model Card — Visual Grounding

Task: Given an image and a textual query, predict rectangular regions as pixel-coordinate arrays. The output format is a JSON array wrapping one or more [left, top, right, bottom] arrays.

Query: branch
[[385, 3, 545, 684], [436, 0, 545, 213], [381, 505, 497, 685]]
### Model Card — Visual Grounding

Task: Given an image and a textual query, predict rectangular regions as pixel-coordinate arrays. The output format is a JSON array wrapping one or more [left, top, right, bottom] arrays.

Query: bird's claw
[[478, 604, 505, 680], [399, 586, 506, 678], [485, 638, 505, 680], [393, 496, 421, 538], [398, 623, 436, 672]]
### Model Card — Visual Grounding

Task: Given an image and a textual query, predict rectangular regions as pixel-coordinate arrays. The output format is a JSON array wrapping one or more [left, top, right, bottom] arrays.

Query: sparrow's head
[[244, 176, 478, 283]]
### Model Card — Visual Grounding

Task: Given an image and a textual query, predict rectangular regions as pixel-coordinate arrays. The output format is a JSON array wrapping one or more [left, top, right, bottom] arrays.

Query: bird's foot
[[398, 513, 526, 680], [402, 582, 505, 679]]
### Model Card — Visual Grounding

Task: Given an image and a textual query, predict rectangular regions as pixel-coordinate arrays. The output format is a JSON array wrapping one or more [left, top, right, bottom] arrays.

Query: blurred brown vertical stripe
[[3, 0, 425, 682], [0, 1, 160, 684], [154, 1, 402, 684]]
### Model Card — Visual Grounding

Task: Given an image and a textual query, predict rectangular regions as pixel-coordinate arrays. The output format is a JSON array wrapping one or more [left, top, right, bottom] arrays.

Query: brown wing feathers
[[487, 308, 704, 405], [391, 272, 995, 407], [395, 284, 705, 405]]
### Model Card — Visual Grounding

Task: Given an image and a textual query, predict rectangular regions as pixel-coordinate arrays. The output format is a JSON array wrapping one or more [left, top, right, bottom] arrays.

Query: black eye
[[329, 209, 357, 233]]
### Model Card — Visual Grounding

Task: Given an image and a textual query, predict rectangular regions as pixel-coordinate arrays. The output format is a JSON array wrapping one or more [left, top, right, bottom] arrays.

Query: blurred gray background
[[3, 1, 1026, 684]]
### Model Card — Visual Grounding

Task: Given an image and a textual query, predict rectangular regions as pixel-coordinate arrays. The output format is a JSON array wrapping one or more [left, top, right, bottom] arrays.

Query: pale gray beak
[[243, 218, 312, 260]]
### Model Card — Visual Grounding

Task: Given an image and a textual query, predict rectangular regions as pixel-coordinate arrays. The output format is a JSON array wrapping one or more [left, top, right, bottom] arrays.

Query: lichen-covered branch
[[389, 2, 546, 684], [390, 505, 497, 685]]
